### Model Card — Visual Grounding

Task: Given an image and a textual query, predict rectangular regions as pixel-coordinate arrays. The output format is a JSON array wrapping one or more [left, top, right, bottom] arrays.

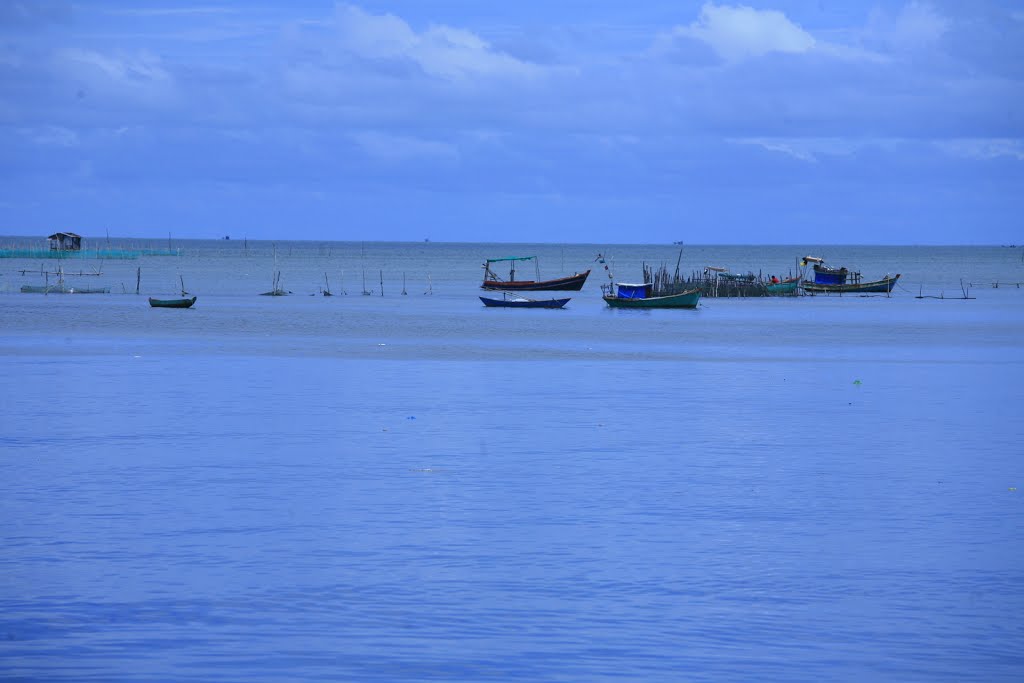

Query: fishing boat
[[482, 256, 590, 291], [765, 276, 802, 295], [799, 256, 899, 294], [479, 293, 570, 309], [602, 282, 701, 309], [149, 296, 197, 308], [20, 283, 110, 294], [717, 271, 756, 282], [802, 275, 900, 294], [21, 283, 64, 293]]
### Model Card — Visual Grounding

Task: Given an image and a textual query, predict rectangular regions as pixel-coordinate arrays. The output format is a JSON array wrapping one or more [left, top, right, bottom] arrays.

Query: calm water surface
[[1, 241, 1022, 681]]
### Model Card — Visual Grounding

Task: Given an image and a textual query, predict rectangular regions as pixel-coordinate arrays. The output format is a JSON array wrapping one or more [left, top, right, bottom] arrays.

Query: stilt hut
[[48, 232, 82, 251]]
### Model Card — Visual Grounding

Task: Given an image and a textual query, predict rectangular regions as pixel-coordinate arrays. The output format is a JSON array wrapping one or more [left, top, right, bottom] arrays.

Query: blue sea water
[[1, 241, 1023, 682]]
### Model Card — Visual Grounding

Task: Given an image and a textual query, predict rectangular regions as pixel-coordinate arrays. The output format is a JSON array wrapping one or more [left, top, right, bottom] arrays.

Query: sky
[[1, 1, 1022, 244]]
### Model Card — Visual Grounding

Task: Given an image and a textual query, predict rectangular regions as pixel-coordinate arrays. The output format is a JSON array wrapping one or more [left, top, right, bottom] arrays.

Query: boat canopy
[[484, 256, 535, 264], [801, 256, 825, 266], [615, 283, 651, 299]]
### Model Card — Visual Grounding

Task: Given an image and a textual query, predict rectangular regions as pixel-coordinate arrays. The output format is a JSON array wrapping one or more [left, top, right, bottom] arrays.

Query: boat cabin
[[48, 232, 82, 251], [614, 283, 652, 299]]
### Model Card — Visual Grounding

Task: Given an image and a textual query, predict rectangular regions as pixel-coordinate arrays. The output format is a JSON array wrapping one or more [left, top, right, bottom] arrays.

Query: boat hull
[[21, 285, 110, 294], [482, 270, 590, 291], [765, 277, 802, 295], [480, 296, 570, 309], [603, 289, 701, 309], [802, 275, 900, 294], [149, 296, 197, 308]]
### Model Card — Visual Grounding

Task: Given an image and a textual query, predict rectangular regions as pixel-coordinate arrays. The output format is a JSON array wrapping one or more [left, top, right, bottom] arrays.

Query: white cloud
[[672, 3, 816, 62], [865, 2, 949, 51], [732, 137, 1024, 163], [936, 138, 1024, 161], [732, 138, 818, 162], [21, 125, 79, 147], [351, 130, 459, 163], [56, 48, 172, 85], [728, 137, 870, 162], [102, 6, 239, 17], [53, 48, 176, 105], [333, 4, 542, 81]]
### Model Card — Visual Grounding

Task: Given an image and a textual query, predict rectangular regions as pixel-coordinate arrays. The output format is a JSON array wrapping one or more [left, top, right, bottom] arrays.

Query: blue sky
[[1, 1, 1021, 244]]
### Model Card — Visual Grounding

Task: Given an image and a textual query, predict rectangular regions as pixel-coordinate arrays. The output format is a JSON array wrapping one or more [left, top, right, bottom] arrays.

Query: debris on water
[[853, 379, 862, 385], [406, 416, 416, 420]]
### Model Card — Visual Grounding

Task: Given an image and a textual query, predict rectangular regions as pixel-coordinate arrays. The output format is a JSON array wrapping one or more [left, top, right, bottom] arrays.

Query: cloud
[[671, 3, 816, 62], [21, 125, 79, 147], [101, 6, 239, 17], [55, 47, 172, 87], [0, 1, 71, 29], [351, 130, 459, 163], [728, 137, 871, 163], [53, 48, 177, 105], [332, 3, 542, 81], [729, 137, 819, 162], [864, 2, 949, 52], [57, 48, 170, 84], [731, 136, 1024, 164], [936, 138, 1024, 161]]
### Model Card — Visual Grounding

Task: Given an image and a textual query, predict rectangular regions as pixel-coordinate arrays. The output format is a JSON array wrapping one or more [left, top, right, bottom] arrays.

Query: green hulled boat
[[602, 283, 701, 309], [149, 296, 197, 308], [802, 274, 900, 294], [765, 276, 802, 296]]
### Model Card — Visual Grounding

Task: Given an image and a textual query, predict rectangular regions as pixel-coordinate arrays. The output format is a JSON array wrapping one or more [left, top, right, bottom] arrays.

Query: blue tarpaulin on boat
[[813, 265, 848, 285], [616, 283, 650, 299]]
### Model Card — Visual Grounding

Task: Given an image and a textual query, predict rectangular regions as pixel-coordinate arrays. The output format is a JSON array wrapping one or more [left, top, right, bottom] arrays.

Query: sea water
[[1, 241, 1022, 682]]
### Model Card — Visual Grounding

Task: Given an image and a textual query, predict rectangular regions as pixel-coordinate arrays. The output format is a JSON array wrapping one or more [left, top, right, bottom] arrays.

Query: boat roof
[[485, 256, 535, 263], [616, 282, 652, 287]]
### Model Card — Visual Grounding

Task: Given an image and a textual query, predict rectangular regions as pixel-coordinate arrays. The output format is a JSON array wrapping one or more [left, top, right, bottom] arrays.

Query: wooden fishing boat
[[798, 255, 899, 294], [20, 283, 110, 294], [802, 274, 900, 294], [602, 283, 701, 309], [149, 296, 197, 308], [717, 271, 756, 282], [765, 276, 802, 295], [21, 284, 64, 293], [482, 256, 590, 291], [479, 293, 570, 309]]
